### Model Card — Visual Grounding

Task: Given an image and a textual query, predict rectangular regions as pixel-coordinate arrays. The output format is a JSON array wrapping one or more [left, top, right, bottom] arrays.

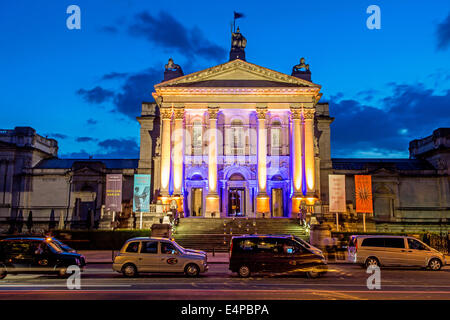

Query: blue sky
[[1, 0, 449, 158]]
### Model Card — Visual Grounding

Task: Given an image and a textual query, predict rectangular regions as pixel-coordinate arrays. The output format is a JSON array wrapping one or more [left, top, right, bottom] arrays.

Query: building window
[[231, 119, 244, 155], [192, 121, 202, 155], [271, 120, 281, 155]]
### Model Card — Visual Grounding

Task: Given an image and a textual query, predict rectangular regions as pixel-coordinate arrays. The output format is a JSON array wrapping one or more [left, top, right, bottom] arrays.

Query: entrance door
[[191, 188, 203, 217], [272, 188, 283, 217], [138, 240, 160, 272], [228, 188, 245, 217]]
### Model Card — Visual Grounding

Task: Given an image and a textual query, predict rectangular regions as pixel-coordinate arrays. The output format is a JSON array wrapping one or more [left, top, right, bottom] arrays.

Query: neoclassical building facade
[[138, 57, 333, 219], [0, 28, 448, 233]]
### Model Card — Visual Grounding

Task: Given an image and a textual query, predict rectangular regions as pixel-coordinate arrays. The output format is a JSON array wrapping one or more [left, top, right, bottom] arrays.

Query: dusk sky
[[1, 0, 449, 159]]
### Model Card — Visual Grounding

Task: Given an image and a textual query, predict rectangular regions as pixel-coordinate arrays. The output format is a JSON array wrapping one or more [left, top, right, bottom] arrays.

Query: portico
[[151, 54, 323, 218]]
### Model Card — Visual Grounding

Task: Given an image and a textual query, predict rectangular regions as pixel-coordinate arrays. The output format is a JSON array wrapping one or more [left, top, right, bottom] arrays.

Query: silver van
[[113, 237, 208, 277], [348, 235, 447, 270]]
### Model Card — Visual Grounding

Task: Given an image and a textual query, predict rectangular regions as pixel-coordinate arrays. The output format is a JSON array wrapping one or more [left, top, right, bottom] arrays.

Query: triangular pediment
[[369, 167, 399, 176], [72, 166, 103, 175], [155, 59, 320, 89]]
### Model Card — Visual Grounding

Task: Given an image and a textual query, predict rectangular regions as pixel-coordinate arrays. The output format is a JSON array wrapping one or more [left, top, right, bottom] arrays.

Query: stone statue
[[292, 57, 310, 72], [155, 137, 161, 156], [163, 58, 184, 81], [229, 27, 247, 61], [165, 58, 182, 72], [231, 27, 247, 49]]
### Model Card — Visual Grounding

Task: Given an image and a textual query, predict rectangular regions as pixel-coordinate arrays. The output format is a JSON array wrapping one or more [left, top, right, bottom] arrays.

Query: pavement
[[79, 250, 354, 264]]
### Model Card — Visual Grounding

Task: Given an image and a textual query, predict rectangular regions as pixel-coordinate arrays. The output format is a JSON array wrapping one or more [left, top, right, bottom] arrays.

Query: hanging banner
[[105, 174, 122, 211], [328, 174, 346, 212], [355, 175, 373, 213], [133, 174, 151, 213]]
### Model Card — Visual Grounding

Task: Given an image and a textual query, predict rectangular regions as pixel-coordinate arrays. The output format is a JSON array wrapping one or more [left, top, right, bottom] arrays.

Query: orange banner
[[355, 175, 373, 213]]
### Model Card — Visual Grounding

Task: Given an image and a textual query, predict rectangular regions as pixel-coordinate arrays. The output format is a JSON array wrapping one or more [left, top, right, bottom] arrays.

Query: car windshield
[[47, 241, 63, 253], [170, 240, 186, 253], [53, 239, 73, 251], [293, 236, 311, 248]]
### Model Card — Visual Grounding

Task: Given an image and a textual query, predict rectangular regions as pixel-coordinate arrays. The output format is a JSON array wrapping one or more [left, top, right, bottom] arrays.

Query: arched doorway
[[270, 175, 284, 217], [190, 174, 203, 217], [227, 173, 247, 217]]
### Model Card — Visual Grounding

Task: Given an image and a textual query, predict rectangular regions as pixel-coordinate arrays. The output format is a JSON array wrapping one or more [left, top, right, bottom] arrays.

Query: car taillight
[[229, 241, 233, 257]]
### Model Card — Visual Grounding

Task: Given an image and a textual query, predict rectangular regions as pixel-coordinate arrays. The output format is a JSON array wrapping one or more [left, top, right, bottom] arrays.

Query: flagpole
[[335, 212, 339, 232], [363, 212, 366, 232]]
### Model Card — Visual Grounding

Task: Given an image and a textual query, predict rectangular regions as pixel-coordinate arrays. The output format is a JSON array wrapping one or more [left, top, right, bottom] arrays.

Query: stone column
[[304, 108, 316, 195], [172, 106, 184, 196], [206, 106, 220, 217], [290, 106, 304, 214], [256, 106, 269, 217], [159, 107, 172, 197]]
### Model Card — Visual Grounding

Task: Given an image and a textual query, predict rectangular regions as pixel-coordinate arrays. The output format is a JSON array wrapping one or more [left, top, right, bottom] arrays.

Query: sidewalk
[[79, 250, 354, 264]]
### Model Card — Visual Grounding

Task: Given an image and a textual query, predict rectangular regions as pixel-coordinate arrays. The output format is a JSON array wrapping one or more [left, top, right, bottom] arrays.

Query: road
[[0, 264, 449, 300]]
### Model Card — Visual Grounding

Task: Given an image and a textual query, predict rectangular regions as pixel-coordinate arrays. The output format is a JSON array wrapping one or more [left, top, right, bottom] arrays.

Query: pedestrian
[[337, 234, 347, 260], [423, 232, 431, 246], [169, 199, 178, 224]]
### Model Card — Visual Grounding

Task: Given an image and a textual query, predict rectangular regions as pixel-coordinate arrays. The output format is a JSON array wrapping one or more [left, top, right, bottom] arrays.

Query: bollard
[[212, 248, 215, 257]]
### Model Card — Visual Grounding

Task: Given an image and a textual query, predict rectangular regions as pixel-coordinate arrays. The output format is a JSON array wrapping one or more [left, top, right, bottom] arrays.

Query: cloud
[[60, 149, 90, 158], [101, 72, 129, 80], [77, 67, 160, 119], [96, 138, 139, 158], [76, 137, 97, 143], [128, 11, 227, 62], [46, 133, 68, 140], [330, 82, 450, 158], [436, 12, 450, 50], [60, 138, 139, 159], [112, 67, 161, 117], [76, 86, 115, 104]]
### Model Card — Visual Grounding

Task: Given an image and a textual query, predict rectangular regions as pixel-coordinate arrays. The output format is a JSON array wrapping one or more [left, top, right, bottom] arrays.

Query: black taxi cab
[[229, 235, 327, 278], [0, 237, 86, 279]]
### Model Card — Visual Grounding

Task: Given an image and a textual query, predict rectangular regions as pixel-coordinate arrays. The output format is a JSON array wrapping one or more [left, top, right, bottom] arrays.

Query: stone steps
[[173, 218, 309, 251]]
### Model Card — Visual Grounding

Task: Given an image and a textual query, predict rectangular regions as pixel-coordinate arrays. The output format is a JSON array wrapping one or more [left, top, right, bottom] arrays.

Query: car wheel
[[185, 264, 200, 277], [238, 265, 251, 278], [57, 267, 69, 278], [306, 266, 322, 279], [0, 265, 7, 280], [365, 257, 380, 268], [122, 263, 138, 277], [428, 258, 442, 271]]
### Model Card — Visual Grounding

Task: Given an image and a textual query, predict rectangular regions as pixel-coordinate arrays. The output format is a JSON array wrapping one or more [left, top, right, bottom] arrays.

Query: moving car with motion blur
[[348, 235, 447, 270], [0, 237, 86, 279], [229, 235, 327, 278], [113, 237, 208, 277], [48, 237, 77, 253]]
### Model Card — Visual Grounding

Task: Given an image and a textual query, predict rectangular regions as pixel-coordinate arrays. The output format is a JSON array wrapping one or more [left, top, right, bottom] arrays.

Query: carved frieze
[[303, 108, 315, 120], [208, 106, 220, 120], [160, 107, 173, 120], [173, 107, 185, 120], [256, 106, 268, 119]]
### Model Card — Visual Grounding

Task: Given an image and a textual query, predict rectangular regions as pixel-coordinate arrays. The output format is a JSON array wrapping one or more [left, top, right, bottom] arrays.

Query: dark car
[[0, 237, 86, 279], [229, 235, 327, 278], [48, 238, 77, 253]]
